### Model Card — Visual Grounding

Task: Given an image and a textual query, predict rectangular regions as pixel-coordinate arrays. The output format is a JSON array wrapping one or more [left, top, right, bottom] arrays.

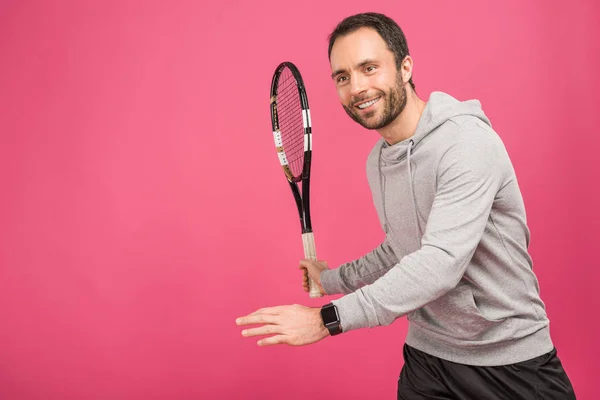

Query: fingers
[[257, 335, 288, 347], [247, 306, 285, 316], [236, 313, 278, 326], [237, 305, 292, 325], [256, 305, 289, 314], [299, 261, 318, 281], [300, 268, 308, 280], [300, 267, 309, 292], [242, 324, 283, 338]]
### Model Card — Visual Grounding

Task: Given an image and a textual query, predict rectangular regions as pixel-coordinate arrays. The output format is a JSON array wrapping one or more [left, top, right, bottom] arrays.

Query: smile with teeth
[[356, 97, 381, 109]]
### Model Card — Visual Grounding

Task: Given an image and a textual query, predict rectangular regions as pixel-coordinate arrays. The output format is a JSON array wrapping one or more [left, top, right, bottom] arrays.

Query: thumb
[[302, 260, 327, 281], [299, 259, 316, 269], [298, 259, 317, 275]]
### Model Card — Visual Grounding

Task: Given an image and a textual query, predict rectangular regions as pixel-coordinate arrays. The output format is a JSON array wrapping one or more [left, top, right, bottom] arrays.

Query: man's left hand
[[236, 304, 329, 347]]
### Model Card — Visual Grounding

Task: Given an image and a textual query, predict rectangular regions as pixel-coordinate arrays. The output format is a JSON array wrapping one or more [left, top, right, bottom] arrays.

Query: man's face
[[330, 28, 407, 130]]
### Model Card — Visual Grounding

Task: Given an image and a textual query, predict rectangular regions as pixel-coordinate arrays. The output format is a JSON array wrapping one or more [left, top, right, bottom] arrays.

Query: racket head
[[270, 62, 312, 183]]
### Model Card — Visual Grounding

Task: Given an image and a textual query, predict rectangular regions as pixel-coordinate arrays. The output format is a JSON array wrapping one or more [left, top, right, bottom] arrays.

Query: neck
[[377, 87, 426, 145]]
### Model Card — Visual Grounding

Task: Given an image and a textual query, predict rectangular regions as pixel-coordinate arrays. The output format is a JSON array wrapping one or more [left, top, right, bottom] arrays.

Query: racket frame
[[269, 61, 322, 298], [269, 61, 313, 235]]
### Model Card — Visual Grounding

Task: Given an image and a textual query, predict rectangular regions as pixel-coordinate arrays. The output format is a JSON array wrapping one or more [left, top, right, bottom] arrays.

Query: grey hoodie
[[320, 91, 553, 366]]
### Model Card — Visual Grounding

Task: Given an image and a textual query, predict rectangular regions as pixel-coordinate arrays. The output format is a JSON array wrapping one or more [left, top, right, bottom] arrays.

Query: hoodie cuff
[[331, 289, 379, 333], [320, 268, 345, 295]]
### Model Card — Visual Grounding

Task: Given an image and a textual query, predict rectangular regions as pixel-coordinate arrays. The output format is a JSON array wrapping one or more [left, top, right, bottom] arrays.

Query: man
[[236, 12, 576, 399]]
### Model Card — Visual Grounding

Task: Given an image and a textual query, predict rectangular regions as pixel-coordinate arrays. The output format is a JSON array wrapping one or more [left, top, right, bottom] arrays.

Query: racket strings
[[277, 68, 305, 179]]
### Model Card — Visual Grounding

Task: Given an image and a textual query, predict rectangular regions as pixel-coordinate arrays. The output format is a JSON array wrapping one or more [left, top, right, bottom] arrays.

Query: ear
[[400, 56, 414, 83]]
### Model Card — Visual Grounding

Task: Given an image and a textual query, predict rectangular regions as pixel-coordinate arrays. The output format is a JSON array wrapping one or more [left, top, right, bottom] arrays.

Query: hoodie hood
[[413, 91, 491, 147], [377, 91, 493, 242], [381, 91, 492, 163]]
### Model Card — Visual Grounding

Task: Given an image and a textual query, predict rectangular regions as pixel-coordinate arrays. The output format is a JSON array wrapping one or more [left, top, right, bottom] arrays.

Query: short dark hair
[[328, 12, 415, 91]]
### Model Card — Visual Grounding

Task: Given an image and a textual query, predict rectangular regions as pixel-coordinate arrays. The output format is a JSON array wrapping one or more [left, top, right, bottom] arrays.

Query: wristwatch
[[320, 303, 343, 336]]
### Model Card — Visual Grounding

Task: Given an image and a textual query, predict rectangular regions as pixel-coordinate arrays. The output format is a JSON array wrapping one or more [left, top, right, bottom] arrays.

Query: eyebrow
[[331, 59, 378, 80]]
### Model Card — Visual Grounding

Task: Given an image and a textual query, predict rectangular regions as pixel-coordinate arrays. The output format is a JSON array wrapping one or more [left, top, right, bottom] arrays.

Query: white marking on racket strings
[[278, 151, 288, 166], [273, 131, 282, 147]]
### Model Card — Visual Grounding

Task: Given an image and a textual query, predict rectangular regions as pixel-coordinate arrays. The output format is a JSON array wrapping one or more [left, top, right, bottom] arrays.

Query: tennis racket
[[269, 61, 322, 298]]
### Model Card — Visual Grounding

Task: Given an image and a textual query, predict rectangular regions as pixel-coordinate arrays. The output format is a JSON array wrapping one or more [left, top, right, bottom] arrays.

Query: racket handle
[[301, 232, 323, 298]]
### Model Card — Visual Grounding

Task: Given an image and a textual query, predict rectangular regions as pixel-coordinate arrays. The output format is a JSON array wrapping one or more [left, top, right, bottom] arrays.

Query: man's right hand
[[299, 259, 329, 296]]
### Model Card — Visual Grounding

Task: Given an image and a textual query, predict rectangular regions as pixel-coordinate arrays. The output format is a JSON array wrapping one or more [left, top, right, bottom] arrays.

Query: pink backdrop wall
[[1, 1, 598, 399]]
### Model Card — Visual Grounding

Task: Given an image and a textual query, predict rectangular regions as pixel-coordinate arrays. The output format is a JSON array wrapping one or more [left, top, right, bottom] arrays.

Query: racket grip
[[301, 232, 323, 298]]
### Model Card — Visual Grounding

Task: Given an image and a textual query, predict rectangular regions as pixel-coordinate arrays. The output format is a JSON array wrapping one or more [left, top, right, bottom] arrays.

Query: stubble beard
[[343, 76, 408, 130]]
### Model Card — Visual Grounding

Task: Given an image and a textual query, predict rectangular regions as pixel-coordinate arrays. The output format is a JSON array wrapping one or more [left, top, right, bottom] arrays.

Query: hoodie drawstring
[[378, 143, 388, 234], [407, 139, 422, 245], [379, 139, 422, 245]]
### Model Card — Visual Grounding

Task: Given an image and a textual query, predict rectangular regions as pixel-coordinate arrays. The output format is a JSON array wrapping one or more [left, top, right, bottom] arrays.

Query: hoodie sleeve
[[320, 237, 399, 295], [331, 126, 509, 332]]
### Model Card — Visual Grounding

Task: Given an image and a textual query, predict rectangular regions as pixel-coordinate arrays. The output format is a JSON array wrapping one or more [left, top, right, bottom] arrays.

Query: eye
[[337, 75, 349, 84], [365, 65, 376, 73]]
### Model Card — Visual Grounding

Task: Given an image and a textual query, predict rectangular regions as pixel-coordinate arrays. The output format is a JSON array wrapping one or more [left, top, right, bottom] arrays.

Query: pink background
[[1, 0, 598, 399]]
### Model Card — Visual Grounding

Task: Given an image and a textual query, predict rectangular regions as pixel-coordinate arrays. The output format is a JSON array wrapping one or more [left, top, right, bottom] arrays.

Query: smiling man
[[331, 26, 420, 140], [236, 12, 575, 399]]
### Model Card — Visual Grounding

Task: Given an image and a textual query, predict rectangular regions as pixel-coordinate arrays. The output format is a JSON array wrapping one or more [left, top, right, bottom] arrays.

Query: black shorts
[[398, 344, 576, 399]]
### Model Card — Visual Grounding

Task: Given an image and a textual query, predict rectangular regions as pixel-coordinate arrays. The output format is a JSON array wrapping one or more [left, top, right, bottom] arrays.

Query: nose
[[349, 73, 367, 98]]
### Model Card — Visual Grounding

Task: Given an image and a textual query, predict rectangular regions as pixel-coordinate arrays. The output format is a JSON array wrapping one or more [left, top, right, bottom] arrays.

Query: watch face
[[321, 305, 338, 324]]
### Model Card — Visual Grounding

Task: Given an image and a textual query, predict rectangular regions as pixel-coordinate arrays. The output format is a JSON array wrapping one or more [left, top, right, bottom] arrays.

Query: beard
[[342, 76, 407, 130]]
